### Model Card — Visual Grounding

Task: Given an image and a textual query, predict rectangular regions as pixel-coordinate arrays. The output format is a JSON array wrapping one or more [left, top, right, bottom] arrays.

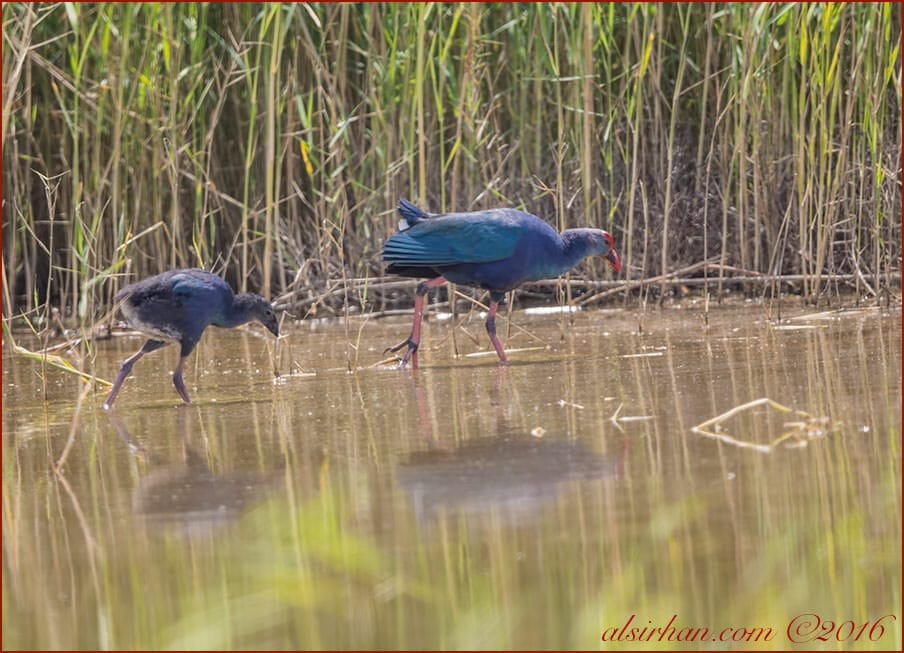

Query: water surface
[[3, 303, 901, 649]]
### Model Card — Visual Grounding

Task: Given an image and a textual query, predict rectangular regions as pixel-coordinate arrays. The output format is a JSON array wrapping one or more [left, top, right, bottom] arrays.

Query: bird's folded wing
[[382, 214, 521, 266], [170, 273, 219, 297]]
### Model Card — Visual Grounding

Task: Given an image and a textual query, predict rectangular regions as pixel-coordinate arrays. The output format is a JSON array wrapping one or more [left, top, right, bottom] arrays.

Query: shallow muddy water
[[3, 302, 902, 649]]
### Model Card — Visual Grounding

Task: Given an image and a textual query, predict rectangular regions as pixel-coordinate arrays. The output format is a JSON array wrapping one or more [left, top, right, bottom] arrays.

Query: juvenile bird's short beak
[[605, 249, 622, 273], [266, 318, 279, 338]]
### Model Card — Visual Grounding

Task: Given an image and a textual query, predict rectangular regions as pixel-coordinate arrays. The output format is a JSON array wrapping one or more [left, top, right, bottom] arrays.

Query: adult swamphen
[[103, 269, 279, 409], [382, 198, 621, 368]]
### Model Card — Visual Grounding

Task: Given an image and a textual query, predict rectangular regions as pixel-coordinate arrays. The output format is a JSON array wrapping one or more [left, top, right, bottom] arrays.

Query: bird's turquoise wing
[[382, 211, 526, 266]]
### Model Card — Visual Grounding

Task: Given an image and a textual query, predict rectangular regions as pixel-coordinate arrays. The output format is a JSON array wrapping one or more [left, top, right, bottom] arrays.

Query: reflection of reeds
[[2, 3, 900, 325]]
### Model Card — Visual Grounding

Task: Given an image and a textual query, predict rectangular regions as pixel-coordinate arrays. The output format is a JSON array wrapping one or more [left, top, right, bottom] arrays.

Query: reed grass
[[2, 2, 900, 326]]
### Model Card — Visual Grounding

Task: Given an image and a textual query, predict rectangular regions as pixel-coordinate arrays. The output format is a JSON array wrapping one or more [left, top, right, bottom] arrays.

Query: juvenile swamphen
[[103, 269, 279, 409], [382, 198, 621, 367]]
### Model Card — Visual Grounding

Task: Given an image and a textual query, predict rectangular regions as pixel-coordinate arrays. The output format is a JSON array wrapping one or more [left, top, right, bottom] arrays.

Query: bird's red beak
[[605, 248, 622, 273]]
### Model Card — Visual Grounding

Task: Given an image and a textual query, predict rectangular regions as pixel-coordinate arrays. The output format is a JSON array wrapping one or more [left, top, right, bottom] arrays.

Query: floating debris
[[464, 347, 546, 358], [771, 324, 828, 331], [530, 426, 546, 438], [608, 403, 655, 429], [787, 307, 882, 322], [691, 397, 838, 453], [273, 370, 316, 384], [523, 305, 581, 316], [557, 399, 585, 410]]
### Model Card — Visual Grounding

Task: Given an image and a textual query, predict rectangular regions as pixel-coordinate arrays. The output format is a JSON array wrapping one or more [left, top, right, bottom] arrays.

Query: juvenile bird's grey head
[[235, 293, 279, 337]]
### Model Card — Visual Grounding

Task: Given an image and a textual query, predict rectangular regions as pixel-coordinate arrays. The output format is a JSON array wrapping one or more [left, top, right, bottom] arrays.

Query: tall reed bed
[[2, 2, 900, 325]]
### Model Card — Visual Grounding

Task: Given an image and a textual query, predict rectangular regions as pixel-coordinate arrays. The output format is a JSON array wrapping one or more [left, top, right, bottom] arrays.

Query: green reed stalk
[[240, 8, 265, 292], [415, 3, 428, 205], [659, 4, 689, 304], [263, 4, 283, 299]]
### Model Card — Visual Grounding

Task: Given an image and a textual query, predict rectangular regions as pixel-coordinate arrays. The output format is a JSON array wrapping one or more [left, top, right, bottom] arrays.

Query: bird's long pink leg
[[172, 356, 192, 403], [485, 300, 509, 364], [386, 276, 447, 369], [103, 339, 165, 409], [103, 349, 147, 409]]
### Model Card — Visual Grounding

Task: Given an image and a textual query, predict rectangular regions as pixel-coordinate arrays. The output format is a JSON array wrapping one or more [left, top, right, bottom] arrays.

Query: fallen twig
[[691, 397, 837, 453]]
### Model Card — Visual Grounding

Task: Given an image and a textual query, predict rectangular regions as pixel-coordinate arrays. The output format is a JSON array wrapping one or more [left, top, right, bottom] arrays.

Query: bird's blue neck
[[212, 294, 256, 328], [551, 229, 602, 275], [525, 230, 597, 281]]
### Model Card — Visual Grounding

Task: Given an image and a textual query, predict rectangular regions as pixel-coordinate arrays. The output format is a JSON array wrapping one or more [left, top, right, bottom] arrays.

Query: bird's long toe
[[385, 336, 417, 354], [385, 337, 419, 368]]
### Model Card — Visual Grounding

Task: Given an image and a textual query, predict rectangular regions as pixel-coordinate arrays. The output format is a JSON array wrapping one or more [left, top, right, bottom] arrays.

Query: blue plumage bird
[[382, 198, 621, 367], [103, 269, 279, 409]]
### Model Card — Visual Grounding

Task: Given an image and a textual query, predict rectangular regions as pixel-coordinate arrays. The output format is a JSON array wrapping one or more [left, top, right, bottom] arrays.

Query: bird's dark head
[[235, 293, 279, 337], [588, 229, 622, 273]]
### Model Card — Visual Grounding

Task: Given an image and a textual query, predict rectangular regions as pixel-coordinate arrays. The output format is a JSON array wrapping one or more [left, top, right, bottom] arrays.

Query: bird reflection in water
[[396, 368, 627, 523], [107, 409, 281, 536]]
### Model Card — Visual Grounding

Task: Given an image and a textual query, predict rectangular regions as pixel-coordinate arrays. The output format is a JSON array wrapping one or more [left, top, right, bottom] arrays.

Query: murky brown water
[[3, 303, 902, 649]]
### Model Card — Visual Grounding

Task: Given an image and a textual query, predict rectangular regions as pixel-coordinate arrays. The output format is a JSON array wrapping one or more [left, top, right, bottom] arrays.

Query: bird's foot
[[172, 369, 193, 404], [384, 337, 418, 368]]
